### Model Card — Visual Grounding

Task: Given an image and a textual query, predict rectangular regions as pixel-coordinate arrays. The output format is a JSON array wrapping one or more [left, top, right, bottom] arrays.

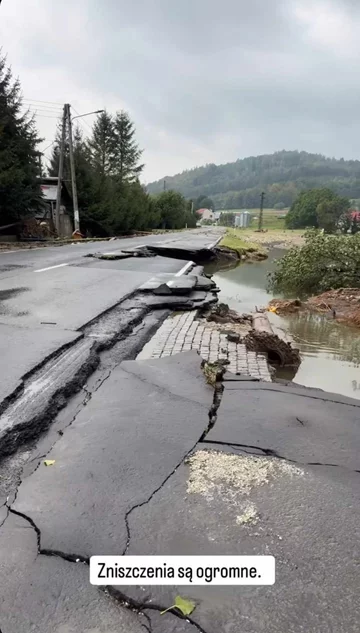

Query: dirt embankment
[[216, 230, 269, 263], [269, 289, 360, 328]]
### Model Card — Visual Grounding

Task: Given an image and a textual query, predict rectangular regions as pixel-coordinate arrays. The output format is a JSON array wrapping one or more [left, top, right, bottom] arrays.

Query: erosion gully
[[206, 248, 360, 400]]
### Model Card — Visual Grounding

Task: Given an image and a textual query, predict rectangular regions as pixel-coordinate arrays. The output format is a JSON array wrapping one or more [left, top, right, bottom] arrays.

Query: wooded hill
[[147, 150, 360, 210]]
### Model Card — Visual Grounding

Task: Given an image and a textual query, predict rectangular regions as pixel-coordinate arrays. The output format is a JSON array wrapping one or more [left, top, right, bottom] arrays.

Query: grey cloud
[[4, 0, 360, 179]]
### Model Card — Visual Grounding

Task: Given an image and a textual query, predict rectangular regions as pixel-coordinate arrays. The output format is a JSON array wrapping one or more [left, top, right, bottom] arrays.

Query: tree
[[88, 110, 116, 178], [0, 53, 43, 224], [219, 212, 235, 227], [274, 202, 286, 210], [268, 231, 360, 296], [147, 149, 360, 211], [184, 199, 199, 228], [285, 188, 342, 229], [194, 195, 214, 211], [79, 109, 145, 234], [152, 190, 188, 229], [107, 179, 151, 234], [316, 197, 349, 234], [112, 110, 144, 183], [48, 121, 69, 179]]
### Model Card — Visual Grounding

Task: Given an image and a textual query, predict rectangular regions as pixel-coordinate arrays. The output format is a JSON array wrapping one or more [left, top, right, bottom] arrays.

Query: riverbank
[[218, 229, 268, 260], [269, 288, 360, 328]]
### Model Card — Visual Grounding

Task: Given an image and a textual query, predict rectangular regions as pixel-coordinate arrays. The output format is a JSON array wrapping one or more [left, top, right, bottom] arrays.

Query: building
[[235, 211, 251, 228], [350, 210, 360, 222], [38, 177, 73, 237], [196, 208, 215, 223]]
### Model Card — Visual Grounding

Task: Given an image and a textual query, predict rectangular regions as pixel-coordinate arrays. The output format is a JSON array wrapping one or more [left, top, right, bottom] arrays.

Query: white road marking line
[[208, 236, 223, 249], [34, 263, 69, 273], [175, 261, 194, 277], [0, 247, 48, 255]]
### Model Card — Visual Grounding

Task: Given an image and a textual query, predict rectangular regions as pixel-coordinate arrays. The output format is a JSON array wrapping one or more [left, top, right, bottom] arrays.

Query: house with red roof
[[196, 208, 214, 223]]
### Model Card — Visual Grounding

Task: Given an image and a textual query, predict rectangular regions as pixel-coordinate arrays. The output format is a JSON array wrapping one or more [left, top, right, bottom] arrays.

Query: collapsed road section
[[0, 270, 218, 460]]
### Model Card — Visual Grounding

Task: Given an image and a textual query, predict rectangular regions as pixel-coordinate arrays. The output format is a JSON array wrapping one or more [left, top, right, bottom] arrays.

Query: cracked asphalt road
[[1, 352, 360, 632], [0, 228, 222, 406]]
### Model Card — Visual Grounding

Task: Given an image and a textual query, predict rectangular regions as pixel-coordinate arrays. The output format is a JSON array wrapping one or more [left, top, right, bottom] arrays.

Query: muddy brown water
[[206, 249, 360, 399]]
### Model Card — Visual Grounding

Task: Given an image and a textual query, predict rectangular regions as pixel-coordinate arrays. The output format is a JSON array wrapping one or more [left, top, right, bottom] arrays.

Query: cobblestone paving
[[138, 311, 272, 381]]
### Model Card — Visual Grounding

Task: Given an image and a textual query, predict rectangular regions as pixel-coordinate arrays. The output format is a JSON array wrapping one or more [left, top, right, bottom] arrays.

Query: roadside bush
[[268, 231, 360, 296]]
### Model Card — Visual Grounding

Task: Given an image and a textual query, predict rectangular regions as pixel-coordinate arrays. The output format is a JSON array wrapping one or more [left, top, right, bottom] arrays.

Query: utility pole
[[163, 179, 166, 192], [37, 153, 42, 180], [67, 104, 80, 232], [55, 104, 67, 236], [258, 191, 265, 231]]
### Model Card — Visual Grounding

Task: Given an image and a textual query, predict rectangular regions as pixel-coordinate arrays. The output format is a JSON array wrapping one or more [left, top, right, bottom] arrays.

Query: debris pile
[[267, 298, 302, 315], [307, 288, 360, 327], [200, 304, 301, 370], [268, 289, 360, 328]]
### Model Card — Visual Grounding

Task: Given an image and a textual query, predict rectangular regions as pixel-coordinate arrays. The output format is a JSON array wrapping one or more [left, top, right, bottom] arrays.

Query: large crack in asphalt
[[6, 504, 209, 633], [243, 384, 360, 408], [2, 362, 223, 633], [120, 367, 225, 556], [201, 439, 360, 474]]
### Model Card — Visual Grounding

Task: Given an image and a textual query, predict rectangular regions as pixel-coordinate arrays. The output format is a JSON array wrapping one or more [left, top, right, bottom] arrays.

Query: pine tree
[[88, 111, 115, 177], [48, 121, 70, 181], [73, 125, 93, 213], [112, 111, 144, 183], [0, 53, 43, 224]]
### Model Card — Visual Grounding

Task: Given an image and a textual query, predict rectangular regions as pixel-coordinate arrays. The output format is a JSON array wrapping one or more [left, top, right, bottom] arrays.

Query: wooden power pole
[[55, 104, 67, 236], [67, 104, 80, 232], [258, 192, 265, 231]]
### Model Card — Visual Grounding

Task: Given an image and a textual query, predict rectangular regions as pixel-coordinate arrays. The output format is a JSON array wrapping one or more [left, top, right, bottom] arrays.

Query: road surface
[[0, 228, 222, 407], [1, 351, 359, 633]]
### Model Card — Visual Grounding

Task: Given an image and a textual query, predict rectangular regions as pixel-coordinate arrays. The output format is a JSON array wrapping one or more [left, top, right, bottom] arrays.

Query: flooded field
[[207, 250, 360, 399]]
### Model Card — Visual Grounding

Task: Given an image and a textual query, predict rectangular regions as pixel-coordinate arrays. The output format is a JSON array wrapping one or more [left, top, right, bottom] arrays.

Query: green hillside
[[147, 150, 360, 210]]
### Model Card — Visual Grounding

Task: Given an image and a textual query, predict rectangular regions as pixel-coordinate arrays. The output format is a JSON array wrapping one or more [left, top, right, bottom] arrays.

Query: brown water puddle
[[206, 250, 360, 399]]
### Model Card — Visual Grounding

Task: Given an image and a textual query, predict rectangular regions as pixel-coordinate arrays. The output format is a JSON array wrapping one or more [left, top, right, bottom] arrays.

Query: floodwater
[[207, 250, 360, 399]]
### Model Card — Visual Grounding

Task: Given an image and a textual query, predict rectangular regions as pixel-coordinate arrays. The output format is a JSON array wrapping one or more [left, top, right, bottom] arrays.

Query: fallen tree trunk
[[244, 313, 301, 368]]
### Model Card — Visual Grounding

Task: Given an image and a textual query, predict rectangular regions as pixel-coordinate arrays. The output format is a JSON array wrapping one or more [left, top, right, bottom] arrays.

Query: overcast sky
[[1, 0, 360, 182]]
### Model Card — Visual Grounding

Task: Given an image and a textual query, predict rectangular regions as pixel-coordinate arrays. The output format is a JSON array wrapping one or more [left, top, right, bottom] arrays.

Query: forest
[[147, 150, 360, 210]]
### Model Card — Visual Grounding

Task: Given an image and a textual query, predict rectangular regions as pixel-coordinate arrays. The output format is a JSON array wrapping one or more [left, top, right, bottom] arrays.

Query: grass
[[220, 229, 266, 255], [220, 208, 288, 231]]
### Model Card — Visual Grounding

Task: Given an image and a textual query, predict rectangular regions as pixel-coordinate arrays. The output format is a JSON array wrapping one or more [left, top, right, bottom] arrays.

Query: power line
[[23, 106, 62, 115], [22, 104, 62, 113], [42, 140, 56, 153], [23, 103, 62, 112], [21, 105, 62, 120], [30, 113, 62, 119], [77, 117, 92, 133], [23, 98, 63, 106], [71, 106, 93, 133], [42, 154, 52, 165]]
